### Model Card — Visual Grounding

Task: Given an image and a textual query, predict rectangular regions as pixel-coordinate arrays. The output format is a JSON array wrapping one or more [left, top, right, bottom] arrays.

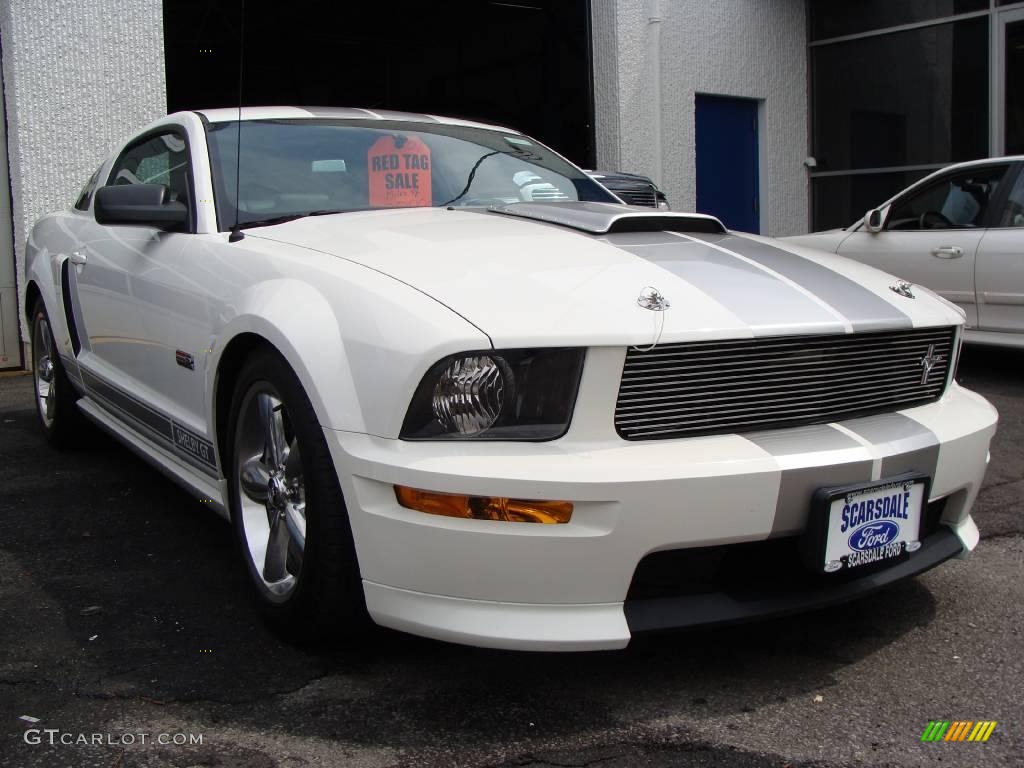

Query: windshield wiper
[[237, 212, 312, 230], [237, 209, 351, 231]]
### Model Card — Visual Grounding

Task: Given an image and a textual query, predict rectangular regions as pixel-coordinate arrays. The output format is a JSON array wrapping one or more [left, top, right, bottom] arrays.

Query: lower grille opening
[[627, 498, 950, 603]]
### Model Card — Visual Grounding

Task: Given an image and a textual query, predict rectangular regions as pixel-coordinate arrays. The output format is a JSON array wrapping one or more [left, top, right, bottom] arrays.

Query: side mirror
[[94, 184, 188, 230], [863, 208, 884, 233]]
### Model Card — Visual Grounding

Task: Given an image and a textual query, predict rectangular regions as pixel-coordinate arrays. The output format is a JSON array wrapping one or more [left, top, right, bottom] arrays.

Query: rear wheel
[[226, 348, 367, 641], [30, 299, 82, 447]]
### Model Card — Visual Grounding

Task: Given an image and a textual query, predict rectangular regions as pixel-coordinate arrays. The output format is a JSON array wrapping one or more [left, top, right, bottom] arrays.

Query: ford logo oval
[[848, 521, 900, 552]]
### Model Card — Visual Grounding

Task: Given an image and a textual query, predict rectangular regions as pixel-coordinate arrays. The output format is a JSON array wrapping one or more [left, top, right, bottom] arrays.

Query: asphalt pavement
[[0, 344, 1021, 768]]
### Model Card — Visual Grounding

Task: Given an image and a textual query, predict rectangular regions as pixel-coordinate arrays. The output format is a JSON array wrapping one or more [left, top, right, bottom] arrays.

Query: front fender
[[24, 215, 78, 363], [210, 272, 489, 438], [212, 279, 352, 436]]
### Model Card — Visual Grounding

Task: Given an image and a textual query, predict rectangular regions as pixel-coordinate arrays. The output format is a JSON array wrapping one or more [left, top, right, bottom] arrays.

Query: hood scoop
[[485, 201, 726, 235]]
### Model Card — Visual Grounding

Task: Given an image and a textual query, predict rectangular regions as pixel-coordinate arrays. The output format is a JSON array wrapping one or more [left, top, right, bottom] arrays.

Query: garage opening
[[162, 0, 595, 167]]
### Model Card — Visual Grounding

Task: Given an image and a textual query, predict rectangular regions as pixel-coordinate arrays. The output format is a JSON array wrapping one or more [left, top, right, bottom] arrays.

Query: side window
[[74, 165, 103, 211], [886, 165, 1008, 231], [997, 168, 1024, 228], [107, 132, 192, 220]]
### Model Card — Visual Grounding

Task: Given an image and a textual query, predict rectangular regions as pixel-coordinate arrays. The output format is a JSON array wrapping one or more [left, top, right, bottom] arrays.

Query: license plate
[[806, 475, 927, 573]]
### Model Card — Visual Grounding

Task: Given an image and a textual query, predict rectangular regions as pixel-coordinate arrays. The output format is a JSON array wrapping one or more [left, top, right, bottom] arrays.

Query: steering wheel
[[918, 210, 953, 229]]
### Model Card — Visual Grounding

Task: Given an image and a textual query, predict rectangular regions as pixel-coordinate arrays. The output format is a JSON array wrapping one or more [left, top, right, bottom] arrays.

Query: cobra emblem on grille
[[919, 343, 946, 384]]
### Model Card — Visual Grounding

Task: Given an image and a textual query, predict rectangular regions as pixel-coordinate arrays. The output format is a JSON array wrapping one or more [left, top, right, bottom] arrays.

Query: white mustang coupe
[[25, 107, 998, 650]]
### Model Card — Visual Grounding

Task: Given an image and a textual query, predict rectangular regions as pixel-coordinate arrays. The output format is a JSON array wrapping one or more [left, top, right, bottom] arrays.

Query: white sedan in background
[[786, 156, 1024, 348], [24, 108, 997, 650]]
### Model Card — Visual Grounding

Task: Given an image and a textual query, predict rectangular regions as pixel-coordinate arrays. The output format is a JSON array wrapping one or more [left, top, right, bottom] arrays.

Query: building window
[[811, 170, 933, 232], [812, 19, 988, 174], [808, 7, 1002, 231], [809, 0, 987, 42]]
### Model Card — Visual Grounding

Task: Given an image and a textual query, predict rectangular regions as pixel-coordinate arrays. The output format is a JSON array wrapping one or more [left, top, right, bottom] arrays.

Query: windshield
[[205, 118, 616, 229]]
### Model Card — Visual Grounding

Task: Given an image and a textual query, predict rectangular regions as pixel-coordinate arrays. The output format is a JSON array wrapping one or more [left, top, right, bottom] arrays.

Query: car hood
[[249, 205, 962, 348]]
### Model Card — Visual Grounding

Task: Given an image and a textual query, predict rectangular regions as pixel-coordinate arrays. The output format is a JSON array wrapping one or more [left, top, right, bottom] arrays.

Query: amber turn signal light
[[394, 486, 573, 524]]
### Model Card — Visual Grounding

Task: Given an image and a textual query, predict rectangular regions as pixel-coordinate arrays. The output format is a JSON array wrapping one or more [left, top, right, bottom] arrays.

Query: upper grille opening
[[612, 186, 658, 207], [615, 326, 956, 440]]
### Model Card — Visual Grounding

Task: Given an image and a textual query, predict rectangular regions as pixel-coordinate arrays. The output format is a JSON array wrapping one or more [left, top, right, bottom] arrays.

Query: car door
[[74, 129, 211, 446], [835, 164, 1012, 329], [975, 164, 1024, 336]]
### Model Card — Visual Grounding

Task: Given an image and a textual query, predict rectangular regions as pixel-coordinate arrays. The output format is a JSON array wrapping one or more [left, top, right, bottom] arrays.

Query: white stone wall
[[0, 0, 167, 343], [592, 0, 808, 236]]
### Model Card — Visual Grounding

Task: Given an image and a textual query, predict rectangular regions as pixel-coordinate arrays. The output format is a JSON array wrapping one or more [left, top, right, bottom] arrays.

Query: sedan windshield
[[205, 119, 616, 230]]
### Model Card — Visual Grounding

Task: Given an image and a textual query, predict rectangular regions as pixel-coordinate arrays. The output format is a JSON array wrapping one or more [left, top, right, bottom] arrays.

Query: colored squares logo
[[921, 721, 997, 742]]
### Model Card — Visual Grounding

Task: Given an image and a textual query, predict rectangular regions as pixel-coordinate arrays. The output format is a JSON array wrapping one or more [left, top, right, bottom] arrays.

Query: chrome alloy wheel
[[235, 386, 307, 601], [32, 315, 57, 428]]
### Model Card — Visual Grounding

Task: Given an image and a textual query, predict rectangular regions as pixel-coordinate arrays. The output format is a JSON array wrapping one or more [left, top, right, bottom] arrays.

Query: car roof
[[930, 155, 1024, 173], [193, 106, 519, 134]]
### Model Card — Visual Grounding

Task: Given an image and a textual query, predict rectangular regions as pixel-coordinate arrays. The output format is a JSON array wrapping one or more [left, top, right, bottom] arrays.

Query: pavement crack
[[513, 755, 624, 768]]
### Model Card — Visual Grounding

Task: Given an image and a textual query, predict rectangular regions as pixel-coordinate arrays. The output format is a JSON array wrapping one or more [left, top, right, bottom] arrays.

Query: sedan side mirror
[[863, 208, 884, 233], [94, 184, 188, 230]]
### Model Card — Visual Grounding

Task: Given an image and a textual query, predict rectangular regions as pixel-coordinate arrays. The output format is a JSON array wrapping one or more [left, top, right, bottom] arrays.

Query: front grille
[[610, 185, 658, 207], [615, 326, 955, 440], [598, 185, 655, 208]]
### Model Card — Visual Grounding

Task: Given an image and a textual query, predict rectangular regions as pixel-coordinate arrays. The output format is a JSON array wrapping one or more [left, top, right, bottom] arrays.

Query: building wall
[[0, 0, 167, 347], [592, 0, 809, 237], [0, 84, 17, 367]]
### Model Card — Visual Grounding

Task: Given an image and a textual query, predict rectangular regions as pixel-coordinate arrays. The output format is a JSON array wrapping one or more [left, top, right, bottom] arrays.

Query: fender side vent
[[60, 259, 82, 355]]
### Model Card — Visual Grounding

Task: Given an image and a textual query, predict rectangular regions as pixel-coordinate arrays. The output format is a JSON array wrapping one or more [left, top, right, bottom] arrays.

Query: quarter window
[[74, 165, 104, 211], [886, 166, 1008, 230]]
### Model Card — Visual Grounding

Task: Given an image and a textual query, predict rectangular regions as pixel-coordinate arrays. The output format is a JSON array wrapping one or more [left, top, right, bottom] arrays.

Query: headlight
[[432, 354, 513, 436], [401, 348, 585, 440]]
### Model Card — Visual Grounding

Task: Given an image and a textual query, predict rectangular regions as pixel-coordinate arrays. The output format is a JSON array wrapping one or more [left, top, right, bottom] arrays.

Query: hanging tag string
[[631, 309, 666, 353]]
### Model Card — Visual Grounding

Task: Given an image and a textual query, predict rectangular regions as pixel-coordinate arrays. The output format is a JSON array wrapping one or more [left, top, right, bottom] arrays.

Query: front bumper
[[325, 371, 997, 651]]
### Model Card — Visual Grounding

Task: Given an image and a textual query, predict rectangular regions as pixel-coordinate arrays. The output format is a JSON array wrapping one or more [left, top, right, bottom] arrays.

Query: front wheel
[[226, 348, 367, 641]]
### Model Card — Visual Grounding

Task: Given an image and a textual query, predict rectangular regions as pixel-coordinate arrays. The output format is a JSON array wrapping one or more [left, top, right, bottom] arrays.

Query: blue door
[[695, 94, 760, 233]]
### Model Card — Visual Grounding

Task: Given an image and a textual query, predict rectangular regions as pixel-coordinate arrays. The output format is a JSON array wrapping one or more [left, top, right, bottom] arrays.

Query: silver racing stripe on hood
[[684, 232, 914, 332], [601, 231, 848, 336]]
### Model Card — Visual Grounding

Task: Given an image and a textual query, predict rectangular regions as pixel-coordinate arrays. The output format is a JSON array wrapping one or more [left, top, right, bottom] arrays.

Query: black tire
[[30, 298, 84, 448], [226, 346, 368, 642]]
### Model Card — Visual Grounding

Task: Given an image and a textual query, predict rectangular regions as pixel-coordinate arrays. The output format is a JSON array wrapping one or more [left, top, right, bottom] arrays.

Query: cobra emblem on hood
[[637, 286, 671, 311]]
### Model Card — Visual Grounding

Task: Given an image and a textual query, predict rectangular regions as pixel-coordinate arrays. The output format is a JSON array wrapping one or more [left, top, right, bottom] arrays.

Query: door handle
[[68, 250, 87, 265], [931, 246, 963, 259]]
